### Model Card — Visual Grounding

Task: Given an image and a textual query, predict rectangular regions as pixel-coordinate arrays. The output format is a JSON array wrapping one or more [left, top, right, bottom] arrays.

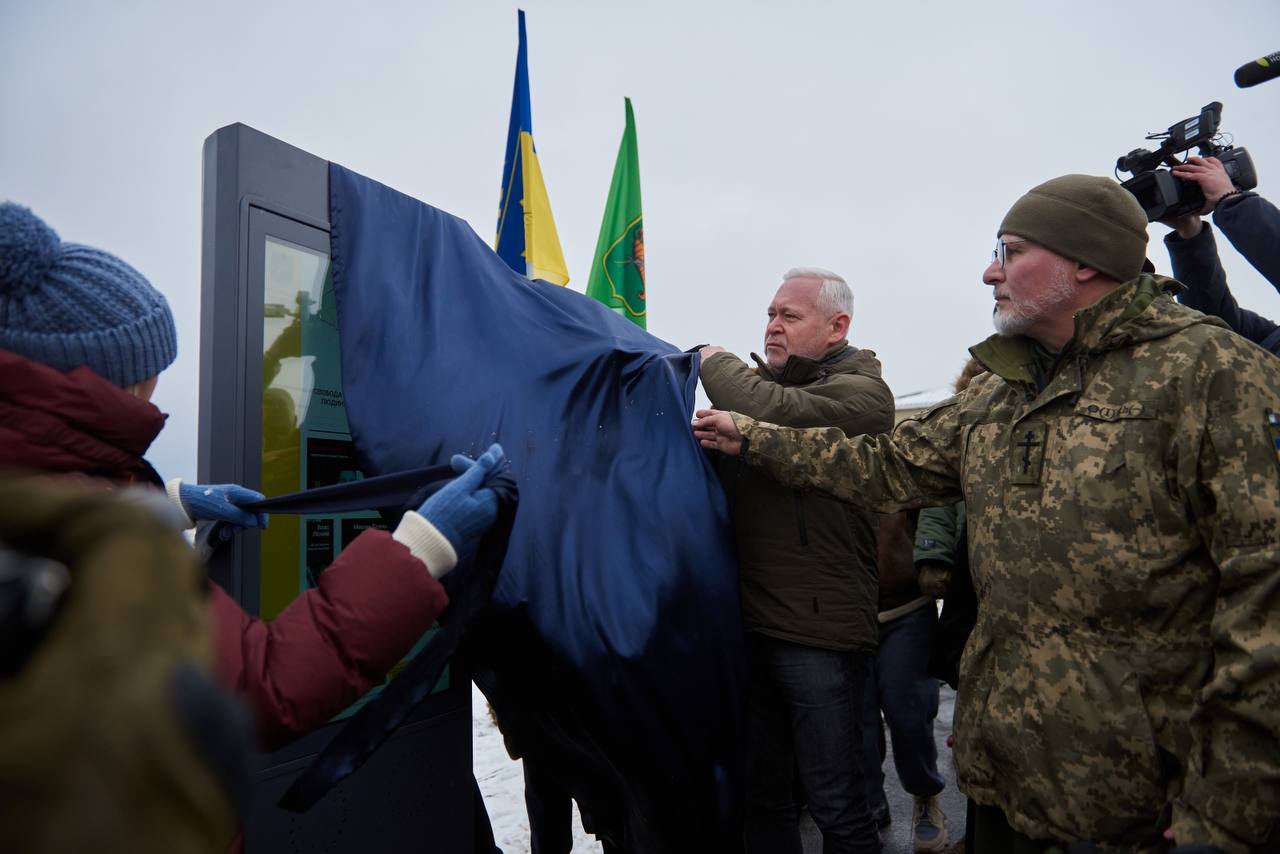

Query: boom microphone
[[1235, 51, 1280, 88]]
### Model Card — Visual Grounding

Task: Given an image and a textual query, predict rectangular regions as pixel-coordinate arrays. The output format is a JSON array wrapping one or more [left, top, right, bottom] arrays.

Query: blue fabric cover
[[270, 463, 520, 815], [327, 163, 744, 852]]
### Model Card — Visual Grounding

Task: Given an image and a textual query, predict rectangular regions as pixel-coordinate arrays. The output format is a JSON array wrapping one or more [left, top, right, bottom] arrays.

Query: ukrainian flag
[[495, 10, 570, 286]]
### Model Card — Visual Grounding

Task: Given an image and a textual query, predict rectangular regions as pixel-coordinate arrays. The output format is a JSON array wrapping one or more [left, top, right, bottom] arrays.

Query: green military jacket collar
[[969, 274, 1207, 389], [964, 275, 1225, 428]]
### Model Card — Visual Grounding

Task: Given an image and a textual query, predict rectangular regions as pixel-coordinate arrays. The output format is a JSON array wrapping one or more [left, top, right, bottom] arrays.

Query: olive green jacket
[[701, 343, 894, 652], [733, 277, 1280, 852]]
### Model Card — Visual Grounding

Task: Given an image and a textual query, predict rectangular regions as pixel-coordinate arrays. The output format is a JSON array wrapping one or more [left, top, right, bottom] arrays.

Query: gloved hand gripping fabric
[[389, 443, 506, 579], [167, 480, 268, 531]]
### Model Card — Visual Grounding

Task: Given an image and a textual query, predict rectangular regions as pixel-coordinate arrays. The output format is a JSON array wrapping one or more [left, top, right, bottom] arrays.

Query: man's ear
[[1074, 264, 1101, 283], [830, 312, 851, 341]]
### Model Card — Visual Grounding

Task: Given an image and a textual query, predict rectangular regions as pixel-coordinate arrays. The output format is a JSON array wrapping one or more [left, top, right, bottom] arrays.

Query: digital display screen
[[258, 235, 444, 712]]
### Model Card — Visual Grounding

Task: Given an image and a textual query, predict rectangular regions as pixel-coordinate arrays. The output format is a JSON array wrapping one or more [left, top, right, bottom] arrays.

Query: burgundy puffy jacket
[[0, 349, 449, 748]]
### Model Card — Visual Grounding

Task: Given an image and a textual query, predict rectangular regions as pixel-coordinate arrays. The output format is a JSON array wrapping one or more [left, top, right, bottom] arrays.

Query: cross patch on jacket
[[1009, 421, 1047, 486]]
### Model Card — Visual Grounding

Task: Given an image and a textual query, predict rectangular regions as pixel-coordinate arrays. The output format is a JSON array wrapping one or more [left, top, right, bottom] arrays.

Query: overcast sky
[[3, 0, 1279, 479]]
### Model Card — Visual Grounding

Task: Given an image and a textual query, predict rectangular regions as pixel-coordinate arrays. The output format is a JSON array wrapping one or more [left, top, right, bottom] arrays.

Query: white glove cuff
[[165, 478, 196, 530], [393, 511, 458, 579]]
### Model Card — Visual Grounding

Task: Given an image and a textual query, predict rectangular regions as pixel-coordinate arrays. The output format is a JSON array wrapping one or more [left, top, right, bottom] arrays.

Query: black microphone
[[1235, 51, 1280, 88]]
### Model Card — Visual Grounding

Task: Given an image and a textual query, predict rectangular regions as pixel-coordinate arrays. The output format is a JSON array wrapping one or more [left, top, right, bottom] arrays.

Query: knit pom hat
[[0, 203, 177, 388], [998, 175, 1149, 283]]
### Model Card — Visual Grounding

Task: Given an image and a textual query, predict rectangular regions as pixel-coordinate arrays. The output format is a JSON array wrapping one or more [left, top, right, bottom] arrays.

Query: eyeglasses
[[991, 238, 1027, 269]]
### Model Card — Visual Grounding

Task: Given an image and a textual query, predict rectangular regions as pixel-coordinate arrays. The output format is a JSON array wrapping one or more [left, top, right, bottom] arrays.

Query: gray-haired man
[[700, 268, 895, 854]]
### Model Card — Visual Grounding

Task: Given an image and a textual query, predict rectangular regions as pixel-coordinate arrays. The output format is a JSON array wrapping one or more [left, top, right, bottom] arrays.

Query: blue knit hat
[[0, 202, 177, 388]]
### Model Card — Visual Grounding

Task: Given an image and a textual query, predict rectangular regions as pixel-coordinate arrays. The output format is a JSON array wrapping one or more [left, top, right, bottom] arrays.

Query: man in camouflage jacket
[[700, 268, 894, 854], [693, 175, 1280, 853]]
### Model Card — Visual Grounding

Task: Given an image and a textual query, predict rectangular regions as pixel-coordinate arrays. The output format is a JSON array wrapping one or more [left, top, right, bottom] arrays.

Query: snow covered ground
[[471, 684, 603, 854]]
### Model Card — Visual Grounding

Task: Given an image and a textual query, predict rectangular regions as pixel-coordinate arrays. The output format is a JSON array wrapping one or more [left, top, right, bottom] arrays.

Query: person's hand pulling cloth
[[389, 443, 507, 579], [167, 480, 269, 531]]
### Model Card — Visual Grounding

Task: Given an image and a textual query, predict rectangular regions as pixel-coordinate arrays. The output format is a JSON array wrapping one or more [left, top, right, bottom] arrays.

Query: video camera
[[1116, 102, 1256, 221]]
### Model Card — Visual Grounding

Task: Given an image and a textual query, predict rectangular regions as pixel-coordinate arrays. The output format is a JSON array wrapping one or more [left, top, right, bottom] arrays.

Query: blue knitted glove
[[178, 483, 269, 529], [416, 444, 505, 555]]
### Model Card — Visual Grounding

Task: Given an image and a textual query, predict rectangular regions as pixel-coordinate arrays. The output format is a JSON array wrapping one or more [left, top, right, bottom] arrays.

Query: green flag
[[586, 98, 645, 328]]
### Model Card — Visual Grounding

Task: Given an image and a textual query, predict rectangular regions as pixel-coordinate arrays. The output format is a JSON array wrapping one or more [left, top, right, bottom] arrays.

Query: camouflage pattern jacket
[[732, 276, 1280, 852], [701, 344, 894, 652]]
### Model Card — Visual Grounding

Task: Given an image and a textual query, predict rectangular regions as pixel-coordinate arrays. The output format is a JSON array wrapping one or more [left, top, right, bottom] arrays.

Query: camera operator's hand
[[1172, 156, 1237, 214]]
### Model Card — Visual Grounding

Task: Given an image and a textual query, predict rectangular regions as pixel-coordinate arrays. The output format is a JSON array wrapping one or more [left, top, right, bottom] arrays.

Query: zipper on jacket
[[793, 492, 809, 546]]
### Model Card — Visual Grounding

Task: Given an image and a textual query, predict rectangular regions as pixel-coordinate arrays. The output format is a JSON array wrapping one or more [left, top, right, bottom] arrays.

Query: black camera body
[[1116, 102, 1257, 221]]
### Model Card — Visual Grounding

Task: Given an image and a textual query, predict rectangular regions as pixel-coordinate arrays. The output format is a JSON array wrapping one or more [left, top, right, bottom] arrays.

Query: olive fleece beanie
[[999, 175, 1149, 283]]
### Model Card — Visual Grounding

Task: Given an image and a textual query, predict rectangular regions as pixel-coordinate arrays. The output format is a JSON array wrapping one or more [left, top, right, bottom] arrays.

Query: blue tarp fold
[[328, 163, 744, 852]]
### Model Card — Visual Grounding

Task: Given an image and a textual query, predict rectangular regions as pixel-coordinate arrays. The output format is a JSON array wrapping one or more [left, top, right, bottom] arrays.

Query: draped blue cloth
[[327, 163, 744, 852], [257, 464, 519, 816]]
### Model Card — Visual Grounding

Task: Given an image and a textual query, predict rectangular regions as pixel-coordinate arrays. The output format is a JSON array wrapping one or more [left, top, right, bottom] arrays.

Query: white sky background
[[3, 0, 1279, 480]]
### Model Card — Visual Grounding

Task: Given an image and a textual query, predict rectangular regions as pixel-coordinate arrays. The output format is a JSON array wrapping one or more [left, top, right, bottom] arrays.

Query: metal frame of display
[[198, 123, 474, 852]]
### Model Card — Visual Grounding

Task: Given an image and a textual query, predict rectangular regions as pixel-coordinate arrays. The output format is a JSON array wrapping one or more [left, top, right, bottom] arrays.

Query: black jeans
[[743, 634, 879, 854]]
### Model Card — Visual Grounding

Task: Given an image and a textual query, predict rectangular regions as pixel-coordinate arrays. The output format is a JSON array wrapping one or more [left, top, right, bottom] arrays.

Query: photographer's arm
[[1163, 222, 1280, 349], [1174, 155, 1280, 292], [1213, 192, 1280, 293]]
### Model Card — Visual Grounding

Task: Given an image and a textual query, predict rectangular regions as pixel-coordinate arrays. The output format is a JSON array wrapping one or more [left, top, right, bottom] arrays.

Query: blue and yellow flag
[[495, 10, 569, 285]]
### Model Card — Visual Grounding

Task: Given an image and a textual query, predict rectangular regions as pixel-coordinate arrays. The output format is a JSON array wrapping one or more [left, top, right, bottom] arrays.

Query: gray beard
[[992, 268, 1075, 336], [993, 305, 1034, 336]]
